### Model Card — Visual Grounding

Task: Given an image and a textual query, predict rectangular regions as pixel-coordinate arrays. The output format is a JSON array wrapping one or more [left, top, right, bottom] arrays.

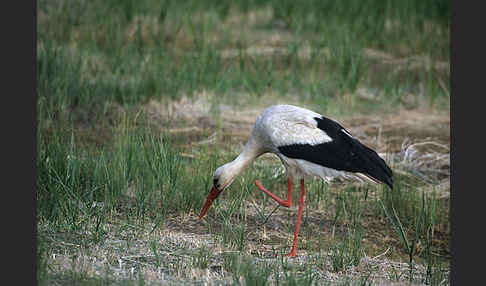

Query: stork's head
[[198, 163, 237, 221]]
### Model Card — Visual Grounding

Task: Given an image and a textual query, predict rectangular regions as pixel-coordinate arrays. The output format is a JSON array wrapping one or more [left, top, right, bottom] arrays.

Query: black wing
[[278, 116, 393, 189]]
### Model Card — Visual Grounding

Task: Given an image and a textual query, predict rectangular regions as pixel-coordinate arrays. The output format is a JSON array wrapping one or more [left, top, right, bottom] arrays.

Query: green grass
[[37, 121, 215, 232], [37, 0, 450, 119], [37, 0, 450, 284]]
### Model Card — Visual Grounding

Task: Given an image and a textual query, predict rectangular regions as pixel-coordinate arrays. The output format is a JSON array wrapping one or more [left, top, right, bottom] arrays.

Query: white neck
[[219, 137, 263, 188]]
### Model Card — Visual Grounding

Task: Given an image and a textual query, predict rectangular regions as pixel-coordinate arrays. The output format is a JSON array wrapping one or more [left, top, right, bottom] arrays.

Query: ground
[[39, 93, 450, 285]]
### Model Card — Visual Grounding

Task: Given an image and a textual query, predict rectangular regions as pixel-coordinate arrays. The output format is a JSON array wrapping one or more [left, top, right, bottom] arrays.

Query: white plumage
[[257, 104, 334, 148], [198, 104, 393, 257]]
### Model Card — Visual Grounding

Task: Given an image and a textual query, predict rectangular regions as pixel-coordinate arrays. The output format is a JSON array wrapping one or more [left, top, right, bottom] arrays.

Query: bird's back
[[252, 105, 326, 151]]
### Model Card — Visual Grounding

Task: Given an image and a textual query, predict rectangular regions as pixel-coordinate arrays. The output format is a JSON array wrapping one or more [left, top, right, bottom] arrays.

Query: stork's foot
[[267, 249, 297, 258], [285, 251, 298, 257], [255, 178, 292, 208]]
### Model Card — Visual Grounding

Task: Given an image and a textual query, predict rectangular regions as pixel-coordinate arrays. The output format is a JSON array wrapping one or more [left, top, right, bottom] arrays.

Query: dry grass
[[141, 90, 449, 153], [40, 210, 448, 285]]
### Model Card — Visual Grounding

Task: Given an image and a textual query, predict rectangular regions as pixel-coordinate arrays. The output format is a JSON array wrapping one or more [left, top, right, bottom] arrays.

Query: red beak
[[198, 186, 223, 221]]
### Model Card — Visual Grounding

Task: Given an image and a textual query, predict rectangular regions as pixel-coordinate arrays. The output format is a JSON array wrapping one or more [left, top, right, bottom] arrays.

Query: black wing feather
[[278, 116, 393, 189]]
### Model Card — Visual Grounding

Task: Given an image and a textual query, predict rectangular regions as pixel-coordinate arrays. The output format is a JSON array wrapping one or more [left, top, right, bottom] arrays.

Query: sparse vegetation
[[37, 0, 450, 285]]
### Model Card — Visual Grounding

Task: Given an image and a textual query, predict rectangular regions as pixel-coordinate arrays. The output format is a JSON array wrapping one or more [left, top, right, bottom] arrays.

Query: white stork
[[198, 104, 393, 257]]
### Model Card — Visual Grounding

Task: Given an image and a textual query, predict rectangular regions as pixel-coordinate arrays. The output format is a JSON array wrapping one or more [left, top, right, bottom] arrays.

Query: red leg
[[255, 178, 292, 208], [286, 179, 306, 257]]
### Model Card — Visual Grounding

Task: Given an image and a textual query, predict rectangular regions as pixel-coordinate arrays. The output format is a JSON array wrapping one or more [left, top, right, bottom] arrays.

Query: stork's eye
[[213, 178, 220, 188]]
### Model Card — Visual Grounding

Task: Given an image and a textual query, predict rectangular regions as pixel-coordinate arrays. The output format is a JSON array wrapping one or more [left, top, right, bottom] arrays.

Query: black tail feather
[[355, 144, 393, 189]]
